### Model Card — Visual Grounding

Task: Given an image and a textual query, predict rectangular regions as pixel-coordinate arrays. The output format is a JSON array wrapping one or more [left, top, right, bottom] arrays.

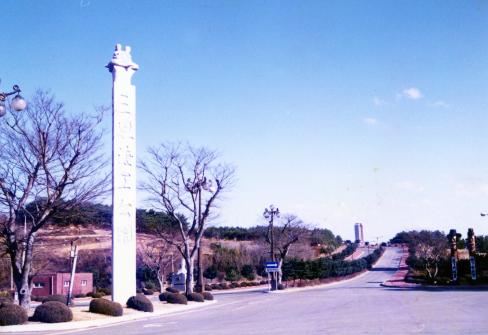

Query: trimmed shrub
[[230, 282, 239, 289], [241, 264, 256, 281], [74, 293, 87, 298], [251, 281, 260, 286], [142, 289, 154, 296], [186, 293, 204, 302], [0, 303, 28, 326], [96, 288, 112, 296], [220, 283, 229, 290], [277, 284, 285, 290], [144, 281, 157, 291], [259, 280, 268, 285], [32, 296, 46, 302], [0, 297, 12, 306], [42, 295, 69, 304], [33, 301, 73, 323], [89, 298, 123, 317], [211, 284, 220, 290], [202, 292, 214, 301], [166, 293, 187, 305], [89, 292, 104, 299], [165, 287, 180, 294], [126, 295, 153, 312], [158, 292, 172, 302], [204, 284, 212, 291]]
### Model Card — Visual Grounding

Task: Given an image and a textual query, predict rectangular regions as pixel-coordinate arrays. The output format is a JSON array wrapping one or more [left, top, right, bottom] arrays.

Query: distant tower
[[354, 223, 364, 244]]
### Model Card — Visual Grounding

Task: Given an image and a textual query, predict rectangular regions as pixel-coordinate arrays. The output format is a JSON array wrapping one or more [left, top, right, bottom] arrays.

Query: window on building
[[64, 281, 70, 287], [33, 282, 44, 288], [81, 280, 87, 286]]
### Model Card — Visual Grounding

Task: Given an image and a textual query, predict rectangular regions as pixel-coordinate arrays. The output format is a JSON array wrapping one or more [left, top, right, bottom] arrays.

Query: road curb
[[0, 300, 217, 333], [381, 282, 488, 291], [264, 270, 371, 294]]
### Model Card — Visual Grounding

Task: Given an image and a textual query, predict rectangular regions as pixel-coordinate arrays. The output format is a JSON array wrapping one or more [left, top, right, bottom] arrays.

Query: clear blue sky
[[2, 1, 488, 241]]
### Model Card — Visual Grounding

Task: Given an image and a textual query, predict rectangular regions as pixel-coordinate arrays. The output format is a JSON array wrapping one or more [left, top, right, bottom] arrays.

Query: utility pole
[[67, 240, 79, 306]]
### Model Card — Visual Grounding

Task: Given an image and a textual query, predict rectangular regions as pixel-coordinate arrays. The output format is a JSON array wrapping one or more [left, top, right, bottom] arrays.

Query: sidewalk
[[381, 246, 420, 289], [0, 299, 216, 333]]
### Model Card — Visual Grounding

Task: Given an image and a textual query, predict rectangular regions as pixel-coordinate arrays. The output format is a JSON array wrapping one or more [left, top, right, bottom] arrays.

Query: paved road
[[31, 248, 488, 335]]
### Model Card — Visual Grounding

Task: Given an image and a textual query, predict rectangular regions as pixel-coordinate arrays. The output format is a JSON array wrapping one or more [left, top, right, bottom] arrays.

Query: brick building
[[31, 273, 93, 297]]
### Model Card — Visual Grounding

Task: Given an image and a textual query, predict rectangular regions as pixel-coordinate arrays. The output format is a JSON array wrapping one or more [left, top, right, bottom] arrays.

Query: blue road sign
[[266, 261, 279, 269]]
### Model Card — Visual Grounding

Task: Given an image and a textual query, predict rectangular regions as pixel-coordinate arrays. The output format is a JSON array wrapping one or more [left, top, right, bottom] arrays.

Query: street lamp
[[2, 83, 26, 301], [0, 84, 27, 116], [263, 205, 280, 290]]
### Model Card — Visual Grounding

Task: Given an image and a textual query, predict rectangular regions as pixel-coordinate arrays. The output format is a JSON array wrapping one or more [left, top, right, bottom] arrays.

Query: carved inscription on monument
[[107, 44, 139, 303]]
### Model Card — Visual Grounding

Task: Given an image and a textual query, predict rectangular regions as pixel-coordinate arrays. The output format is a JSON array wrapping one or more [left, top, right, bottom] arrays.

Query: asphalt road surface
[[29, 248, 488, 335]]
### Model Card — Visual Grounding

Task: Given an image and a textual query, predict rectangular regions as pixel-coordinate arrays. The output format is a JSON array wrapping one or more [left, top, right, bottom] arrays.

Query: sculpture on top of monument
[[107, 44, 139, 75]]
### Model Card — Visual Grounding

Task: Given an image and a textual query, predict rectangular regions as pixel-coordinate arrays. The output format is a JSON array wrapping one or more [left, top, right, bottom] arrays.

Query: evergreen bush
[[158, 292, 172, 302], [186, 293, 204, 302], [89, 298, 123, 317], [42, 295, 69, 304], [33, 301, 73, 323], [202, 292, 214, 301], [0, 303, 27, 326], [165, 287, 179, 294], [142, 289, 154, 296], [126, 295, 153, 312], [166, 293, 187, 305]]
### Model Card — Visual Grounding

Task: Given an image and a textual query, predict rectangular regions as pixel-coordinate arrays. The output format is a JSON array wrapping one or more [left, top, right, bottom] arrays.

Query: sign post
[[265, 261, 281, 291]]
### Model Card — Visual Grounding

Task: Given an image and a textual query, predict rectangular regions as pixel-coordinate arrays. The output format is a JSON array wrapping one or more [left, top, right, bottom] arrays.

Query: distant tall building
[[354, 223, 364, 244]]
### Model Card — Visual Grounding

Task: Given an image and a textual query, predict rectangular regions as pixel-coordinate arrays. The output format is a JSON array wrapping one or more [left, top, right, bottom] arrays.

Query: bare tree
[[0, 90, 109, 308], [137, 240, 174, 292], [264, 213, 308, 284], [140, 143, 235, 294], [412, 230, 448, 280]]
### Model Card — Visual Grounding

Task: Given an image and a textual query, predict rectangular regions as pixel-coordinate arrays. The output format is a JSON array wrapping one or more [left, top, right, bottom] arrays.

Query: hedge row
[[209, 280, 266, 290], [283, 248, 383, 281], [331, 243, 358, 261]]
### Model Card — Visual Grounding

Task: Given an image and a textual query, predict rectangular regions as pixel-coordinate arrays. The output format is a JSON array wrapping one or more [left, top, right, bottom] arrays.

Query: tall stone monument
[[107, 44, 138, 303]]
